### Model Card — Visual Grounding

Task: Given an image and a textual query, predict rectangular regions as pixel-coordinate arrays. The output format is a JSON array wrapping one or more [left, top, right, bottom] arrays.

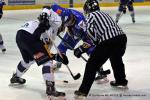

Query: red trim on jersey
[[56, 9, 62, 15]]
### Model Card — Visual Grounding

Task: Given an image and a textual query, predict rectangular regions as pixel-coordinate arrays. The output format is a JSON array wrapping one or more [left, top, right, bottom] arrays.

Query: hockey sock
[[16, 60, 34, 77], [42, 61, 54, 82]]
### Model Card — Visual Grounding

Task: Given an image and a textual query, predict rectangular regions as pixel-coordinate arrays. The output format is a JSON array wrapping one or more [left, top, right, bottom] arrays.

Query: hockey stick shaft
[[50, 36, 80, 80], [58, 34, 111, 75], [53, 43, 81, 80], [116, 11, 124, 22], [58, 34, 87, 62]]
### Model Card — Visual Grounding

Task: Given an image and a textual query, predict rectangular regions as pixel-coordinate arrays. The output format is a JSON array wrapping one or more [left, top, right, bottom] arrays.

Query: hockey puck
[[63, 80, 69, 83]]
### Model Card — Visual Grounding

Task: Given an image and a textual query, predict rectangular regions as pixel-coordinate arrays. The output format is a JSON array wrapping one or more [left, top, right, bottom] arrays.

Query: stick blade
[[74, 73, 81, 80]]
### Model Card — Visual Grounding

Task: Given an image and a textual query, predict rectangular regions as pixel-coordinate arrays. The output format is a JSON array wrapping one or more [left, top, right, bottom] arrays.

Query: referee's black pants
[[79, 34, 128, 95]]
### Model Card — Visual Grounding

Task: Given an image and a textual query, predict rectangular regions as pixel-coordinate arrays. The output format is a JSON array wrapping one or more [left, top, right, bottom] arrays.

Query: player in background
[[43, 4, 110, 83], [0, 0, 6, 53], [10, 8, 68, 99], [115, 0, 135, 23]]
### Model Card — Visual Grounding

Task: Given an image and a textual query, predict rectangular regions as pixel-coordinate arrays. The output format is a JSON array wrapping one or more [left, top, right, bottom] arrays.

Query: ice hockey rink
[[0, 6, 150, 100]]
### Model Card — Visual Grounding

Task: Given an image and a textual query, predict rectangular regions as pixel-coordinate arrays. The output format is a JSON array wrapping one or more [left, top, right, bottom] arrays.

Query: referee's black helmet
[[83, 0, 100, 14]]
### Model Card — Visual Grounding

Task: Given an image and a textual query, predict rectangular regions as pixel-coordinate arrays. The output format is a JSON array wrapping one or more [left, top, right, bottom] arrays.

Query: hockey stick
[[58, 34, 111, 75], [119, 12, 124, 20], [58, 35, 87, 61], [52, 41, 81, 80], [44, 30, 81, 80]]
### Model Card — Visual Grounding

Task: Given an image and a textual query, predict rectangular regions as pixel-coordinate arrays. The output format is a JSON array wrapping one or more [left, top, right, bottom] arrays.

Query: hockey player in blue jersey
[[0, 0, 6, 53], [43, 4, 110, 83], [115, 0, 135, 23]]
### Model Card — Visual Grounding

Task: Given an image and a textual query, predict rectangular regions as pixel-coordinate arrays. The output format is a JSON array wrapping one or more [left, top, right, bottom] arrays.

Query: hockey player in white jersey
[[10, 8, 68, 99]]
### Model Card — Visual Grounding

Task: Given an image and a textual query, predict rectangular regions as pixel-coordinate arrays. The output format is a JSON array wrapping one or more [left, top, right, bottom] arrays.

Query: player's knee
[[42, 61, 54, 73], [42, 65, 51, 74], [43, 61, 53, 66], [128, 8, 134, 12]]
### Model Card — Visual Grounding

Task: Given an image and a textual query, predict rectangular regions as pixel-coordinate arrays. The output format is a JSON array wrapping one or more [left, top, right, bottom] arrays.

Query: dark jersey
[[0, 1, 5, 14], [120, 0, 129, 5]]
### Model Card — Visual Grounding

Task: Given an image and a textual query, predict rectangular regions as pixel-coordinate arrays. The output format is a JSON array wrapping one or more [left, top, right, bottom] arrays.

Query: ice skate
[[74, 90, 87, 100], [110, 81, 128, 89], [132, 17, 135, 23], [95, 68, 110, 84], [0, 45, 6, 53], [10, 73, 26, 85], [46, 81, 66, 100], [95, 74, 109, 84]]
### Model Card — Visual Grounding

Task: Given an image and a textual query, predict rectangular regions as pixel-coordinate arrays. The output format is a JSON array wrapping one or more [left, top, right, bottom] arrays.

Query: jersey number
[[22, 23, 29, 28]]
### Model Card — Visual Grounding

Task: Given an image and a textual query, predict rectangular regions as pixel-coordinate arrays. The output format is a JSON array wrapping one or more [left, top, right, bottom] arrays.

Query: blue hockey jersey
[[50, 4, 95, 55]]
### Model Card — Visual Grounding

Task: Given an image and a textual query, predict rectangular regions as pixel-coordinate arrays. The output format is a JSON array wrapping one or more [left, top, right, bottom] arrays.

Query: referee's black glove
[[74, 42, 91, 58], [74, 46, 85, 58]]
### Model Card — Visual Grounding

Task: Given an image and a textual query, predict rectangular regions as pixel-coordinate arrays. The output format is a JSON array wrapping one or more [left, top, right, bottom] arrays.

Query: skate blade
[[47, 96, 66, 100], [74, 95, 86, 100], [111, 85, 129, 90], [9, 83, 25, 88], [95, 77, 109, 84]]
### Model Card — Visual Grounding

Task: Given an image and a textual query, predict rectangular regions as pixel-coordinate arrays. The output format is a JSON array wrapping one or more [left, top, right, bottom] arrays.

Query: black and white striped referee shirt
[[86, 10, 125, 45]]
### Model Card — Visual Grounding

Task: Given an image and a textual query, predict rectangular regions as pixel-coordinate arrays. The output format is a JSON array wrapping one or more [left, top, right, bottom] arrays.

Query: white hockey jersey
[[20, 8, 62, 43], [20, 20, 39, 34], [42, 8, 62, 41]]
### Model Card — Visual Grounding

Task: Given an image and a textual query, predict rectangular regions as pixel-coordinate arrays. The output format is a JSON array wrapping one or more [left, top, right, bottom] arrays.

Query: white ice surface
[[0, 6, 150, 100]]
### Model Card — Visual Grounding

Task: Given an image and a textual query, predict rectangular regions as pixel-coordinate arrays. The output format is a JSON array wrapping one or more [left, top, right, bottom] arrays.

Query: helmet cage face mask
[[38, 12, 50, 23]]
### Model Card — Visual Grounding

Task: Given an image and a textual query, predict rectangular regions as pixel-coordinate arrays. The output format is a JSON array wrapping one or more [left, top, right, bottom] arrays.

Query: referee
[[74, 0, 128, 98]]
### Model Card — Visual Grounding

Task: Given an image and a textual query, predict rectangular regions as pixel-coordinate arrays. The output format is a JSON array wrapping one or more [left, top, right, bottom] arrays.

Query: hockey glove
[[39, 20, 50, 30], [52, 53, 69, 65], [74, 42, 91, 58]]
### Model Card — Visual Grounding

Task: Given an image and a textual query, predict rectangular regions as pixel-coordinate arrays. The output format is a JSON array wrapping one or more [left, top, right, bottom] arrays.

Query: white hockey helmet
[[42, 8, 62, 28]]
